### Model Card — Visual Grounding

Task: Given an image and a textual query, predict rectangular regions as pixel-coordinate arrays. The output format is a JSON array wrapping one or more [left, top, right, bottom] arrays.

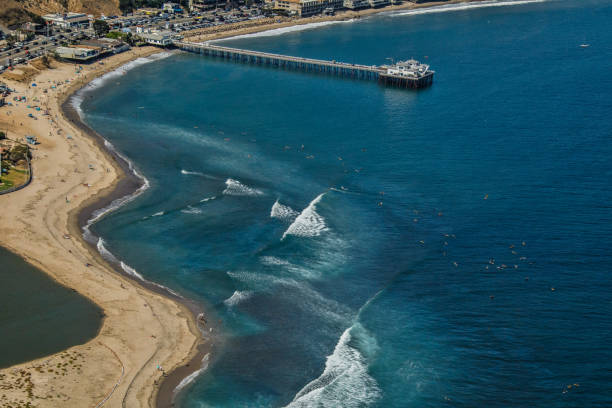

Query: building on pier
[[175, 42, 434, 89]]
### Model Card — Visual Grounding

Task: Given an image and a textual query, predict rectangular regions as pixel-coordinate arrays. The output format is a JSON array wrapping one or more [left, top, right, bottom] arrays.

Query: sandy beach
[[0, 0, 487, 406], [0, 48, 203, 407]]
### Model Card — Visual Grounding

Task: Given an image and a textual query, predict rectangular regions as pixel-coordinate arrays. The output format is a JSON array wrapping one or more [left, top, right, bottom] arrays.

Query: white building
[[368, 0, 390, 7], [43, 13, 90, 29], [139, 31, 175, 46], [55, 46, 99, 61], [162, 2, 183, 13], [343, 0, 369, 9]]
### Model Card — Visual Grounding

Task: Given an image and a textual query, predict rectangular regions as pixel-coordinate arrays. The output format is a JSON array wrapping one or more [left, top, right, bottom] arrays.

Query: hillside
[[0, 0, 121, 26]]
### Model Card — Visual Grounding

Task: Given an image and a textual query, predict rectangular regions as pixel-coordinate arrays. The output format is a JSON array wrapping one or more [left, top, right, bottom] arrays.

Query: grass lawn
[[0, 167, 29, 192]]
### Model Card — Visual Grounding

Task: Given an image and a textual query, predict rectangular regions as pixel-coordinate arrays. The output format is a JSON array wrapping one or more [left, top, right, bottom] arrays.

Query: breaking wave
[[214, 20, 355, 42], [281, 193, 328, 240], [285, 323, 381, 408], [97, 238, 118, 263], [390, 0, 550, 17], [120, 261, 145, 281], [174, 353, 210, 394], [270, 200, 299, 221], [200, 196, 217, 202], [222, 178, 264, 196], [224, 290, 253, 307], [82, 139, 150, 243]]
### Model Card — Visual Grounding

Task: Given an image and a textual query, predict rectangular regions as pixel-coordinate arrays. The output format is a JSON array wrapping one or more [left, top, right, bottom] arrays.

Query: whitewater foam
[[222, 178, 264, 196], [120, 261, 145, 281], [96, 238, 119, 263], [281, 193, 328, 240], [223, 290, 253, 307], [390, 0, 549, 17], [260, 256, 291, 266], [200, 196, 217, 202], [181, 205, 203, 215], [82, 144, 150, 242], [270, 200, 299, 222], [151, 211, 165, 217], [174, 353, 210, 394], [214, 20, 355, 42], [285, 323, 381, 408]]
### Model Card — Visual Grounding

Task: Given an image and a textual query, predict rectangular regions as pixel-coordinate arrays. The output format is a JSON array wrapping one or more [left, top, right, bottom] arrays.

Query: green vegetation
[[0, 143, 30, 191], [93, 19, 111, 37], [106, 30, 135, 45]]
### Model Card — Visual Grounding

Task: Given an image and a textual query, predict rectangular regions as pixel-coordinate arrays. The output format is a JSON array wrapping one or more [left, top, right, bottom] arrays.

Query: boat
[[580, 44, 590, 48]]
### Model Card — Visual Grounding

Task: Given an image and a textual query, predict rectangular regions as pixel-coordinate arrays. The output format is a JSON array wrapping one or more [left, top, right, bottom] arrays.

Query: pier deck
[[175, 41, 434, 89]]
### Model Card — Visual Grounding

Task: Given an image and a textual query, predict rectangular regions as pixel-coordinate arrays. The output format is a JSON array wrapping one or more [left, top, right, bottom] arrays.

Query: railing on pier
[[175, 41, 433, 89]]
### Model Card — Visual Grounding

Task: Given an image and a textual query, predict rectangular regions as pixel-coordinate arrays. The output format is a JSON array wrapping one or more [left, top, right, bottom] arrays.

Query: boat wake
[[285, 323, 381, 408], [270, 200, 299, 222], [222, 178, 264, 196], [281, 193, 328, 240], [390, 0, 549, 17], [181, 169, 217, 179]]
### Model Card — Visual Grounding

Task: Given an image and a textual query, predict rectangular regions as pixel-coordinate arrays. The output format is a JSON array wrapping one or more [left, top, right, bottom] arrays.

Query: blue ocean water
[[79, 0, 612, 406]]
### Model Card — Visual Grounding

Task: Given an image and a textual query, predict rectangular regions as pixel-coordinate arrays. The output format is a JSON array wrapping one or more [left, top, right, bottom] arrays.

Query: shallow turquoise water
[[0, 246, 102, 368], [81, 0, 612, 406]]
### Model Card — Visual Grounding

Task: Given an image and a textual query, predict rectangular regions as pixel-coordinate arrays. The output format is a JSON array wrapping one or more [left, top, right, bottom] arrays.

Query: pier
[[175, 41, 434, 89]]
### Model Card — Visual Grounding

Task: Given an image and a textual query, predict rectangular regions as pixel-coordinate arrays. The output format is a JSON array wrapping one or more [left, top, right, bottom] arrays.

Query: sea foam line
[[281, 193, 328, 240], [389, 0, 550, 17], [174, 353, 210, 394], [82, 139, 150, 243], [213, 19, 355, 42], [73, 57, 186, 300]]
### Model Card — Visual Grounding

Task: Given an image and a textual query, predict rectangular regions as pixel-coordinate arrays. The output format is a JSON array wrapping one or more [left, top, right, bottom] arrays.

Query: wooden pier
[[175, 41, 434, 89]]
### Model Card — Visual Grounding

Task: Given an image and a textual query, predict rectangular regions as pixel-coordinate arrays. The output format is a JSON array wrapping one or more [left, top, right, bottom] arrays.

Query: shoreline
[[61, 91, 216, 408], [0, 48, 203, 407], [0, 0, 537, 405]]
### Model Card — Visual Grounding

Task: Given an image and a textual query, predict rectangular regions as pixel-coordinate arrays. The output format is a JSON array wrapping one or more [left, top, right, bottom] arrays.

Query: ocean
[[77, 0, 612, 406]]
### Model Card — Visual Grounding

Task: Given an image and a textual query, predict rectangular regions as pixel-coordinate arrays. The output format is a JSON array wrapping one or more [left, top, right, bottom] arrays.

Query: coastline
[[0, 48, 203, 407], [0, 0, 538, 406]]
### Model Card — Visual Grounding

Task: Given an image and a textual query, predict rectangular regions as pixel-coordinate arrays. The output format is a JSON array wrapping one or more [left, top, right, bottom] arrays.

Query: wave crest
[[285, 323, 381, 408], [281, 193, 328, 240], [223, 178, 264, 196], [270, 200, 299, 221], [223, 290, 253, 307]]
